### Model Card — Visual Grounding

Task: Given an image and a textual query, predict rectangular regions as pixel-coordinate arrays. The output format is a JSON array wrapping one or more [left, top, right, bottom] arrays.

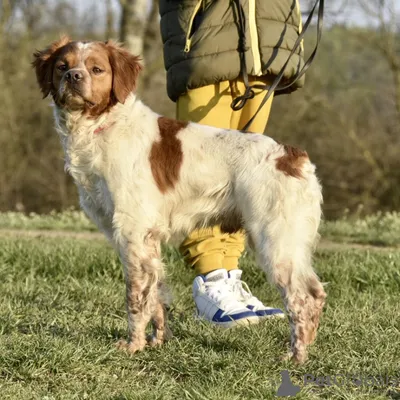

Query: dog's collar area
[[94, 121, 115, 135]]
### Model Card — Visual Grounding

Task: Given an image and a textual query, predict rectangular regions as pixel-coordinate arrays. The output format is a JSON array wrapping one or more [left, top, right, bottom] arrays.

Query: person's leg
[[224, 76, 275, 272], [177, 81, 235, 276], [223, 77, 284, 319], [179, 226, 226, 275], [177, 77, 275, 274], [235, 76, 275, 133], [177, 82, 260, 327], [177, 79, 283, 325], [177, 81, 233, 129]]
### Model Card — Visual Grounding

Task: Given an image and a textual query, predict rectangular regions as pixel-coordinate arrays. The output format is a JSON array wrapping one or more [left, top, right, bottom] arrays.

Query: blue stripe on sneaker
[[254, 308, 284, 317], [212, 309, 256, 323]]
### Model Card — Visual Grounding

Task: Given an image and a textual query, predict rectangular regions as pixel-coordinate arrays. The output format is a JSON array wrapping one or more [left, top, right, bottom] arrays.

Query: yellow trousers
[[177, 77, 274, 275]]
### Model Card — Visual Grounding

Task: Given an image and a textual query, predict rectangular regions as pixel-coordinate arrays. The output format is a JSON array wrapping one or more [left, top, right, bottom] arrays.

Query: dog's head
[[32, 37, 142, 116]]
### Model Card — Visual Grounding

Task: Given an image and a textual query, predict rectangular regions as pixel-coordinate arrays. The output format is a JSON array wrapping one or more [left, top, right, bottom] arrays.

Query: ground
[[0, 212, 399, 399]]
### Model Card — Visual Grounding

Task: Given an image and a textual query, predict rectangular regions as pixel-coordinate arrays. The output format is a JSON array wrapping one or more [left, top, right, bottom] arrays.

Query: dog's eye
[[57, 64, 67, 72], [92, 67, 103, 74]]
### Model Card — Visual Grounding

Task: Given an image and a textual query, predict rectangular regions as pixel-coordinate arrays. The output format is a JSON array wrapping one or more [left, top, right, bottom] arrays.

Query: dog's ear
[[32, 35, 71, 98], [106, 40, 142, 104]]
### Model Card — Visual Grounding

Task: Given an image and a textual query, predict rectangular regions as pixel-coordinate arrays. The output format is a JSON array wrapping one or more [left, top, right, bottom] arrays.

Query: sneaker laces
[[203, 279, 249, 316], [231, 279, 266, 310]]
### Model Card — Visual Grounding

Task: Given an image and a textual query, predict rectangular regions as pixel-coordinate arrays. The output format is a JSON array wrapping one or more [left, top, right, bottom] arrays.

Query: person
[[159, 0, 304, 327]]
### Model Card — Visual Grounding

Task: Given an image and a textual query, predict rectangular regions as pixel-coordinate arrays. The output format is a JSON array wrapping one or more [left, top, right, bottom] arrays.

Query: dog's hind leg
[[275, 261, 326, 364], [246, 165, 326, 363], [251, 218, 326, 363]]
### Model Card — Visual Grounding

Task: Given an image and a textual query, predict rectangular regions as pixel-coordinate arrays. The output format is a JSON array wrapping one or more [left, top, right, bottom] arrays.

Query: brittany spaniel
[[32, 37, 326, 364]]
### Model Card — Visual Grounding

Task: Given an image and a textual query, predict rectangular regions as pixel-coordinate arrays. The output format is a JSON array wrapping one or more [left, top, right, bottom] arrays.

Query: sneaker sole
[[258, 312, 286, 320], [209, 315, 260, 328]]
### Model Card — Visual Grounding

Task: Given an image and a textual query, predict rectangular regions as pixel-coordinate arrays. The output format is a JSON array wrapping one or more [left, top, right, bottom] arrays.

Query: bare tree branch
[[120, 0, 148, 55], [105, 0, 115, 39], [138, 0, 163, 93], [355, 0, 400, 117]]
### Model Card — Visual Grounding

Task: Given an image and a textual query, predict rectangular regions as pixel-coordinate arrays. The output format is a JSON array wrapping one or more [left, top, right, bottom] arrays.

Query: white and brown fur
[[32, 37, 326, 364]]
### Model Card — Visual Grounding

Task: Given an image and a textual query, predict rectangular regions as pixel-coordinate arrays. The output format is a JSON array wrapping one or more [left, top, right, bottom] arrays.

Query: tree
[[356, 0, 400, 117], [119, 0, 163, 94], [106, 0, 115, 39], [119, 0, 148, 55]]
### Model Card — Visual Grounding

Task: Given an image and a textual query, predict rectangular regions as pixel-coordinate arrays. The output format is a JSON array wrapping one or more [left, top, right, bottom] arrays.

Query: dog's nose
[[65, 71, 83, 83]]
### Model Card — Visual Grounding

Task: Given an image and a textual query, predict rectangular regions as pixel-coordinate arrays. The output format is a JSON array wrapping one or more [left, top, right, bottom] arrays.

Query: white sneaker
[[192, 269, 260, 328], [229, 269, 285, 319]]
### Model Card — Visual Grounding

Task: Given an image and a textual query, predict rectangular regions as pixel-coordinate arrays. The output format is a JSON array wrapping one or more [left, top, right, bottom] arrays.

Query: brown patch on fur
[[106, 40, 142, 105], [276, 145, 309, 179], [83, 41, 142, 117], [32, 35, 72, 98], [149, 117, 188, 193]]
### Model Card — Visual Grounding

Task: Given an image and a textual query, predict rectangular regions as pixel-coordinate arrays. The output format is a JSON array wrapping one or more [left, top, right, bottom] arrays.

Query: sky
[[69, 0, 399, 32]]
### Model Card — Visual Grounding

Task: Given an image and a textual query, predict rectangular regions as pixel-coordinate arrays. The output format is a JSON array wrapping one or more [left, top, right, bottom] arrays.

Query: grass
[[0, 210, 96, 232], [320, 211, 400, 247], [0, 223, 400, 399], [1, 210, 400, 247]]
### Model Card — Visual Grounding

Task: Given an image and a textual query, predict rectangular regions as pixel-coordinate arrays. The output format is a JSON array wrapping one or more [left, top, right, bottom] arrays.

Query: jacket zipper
[[295, 0, 304, 52], [248, 0, 262, 75], [184, 0, 203, 53]]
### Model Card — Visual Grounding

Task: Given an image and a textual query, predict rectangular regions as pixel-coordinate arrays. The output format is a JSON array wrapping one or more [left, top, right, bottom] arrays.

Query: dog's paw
[[146, 327, 173, 348], [293, 351, 308, 365], [281, 350, 308, 364], [116, 338, 146, 354], [146, 334, 164, 348], [281, 351, 294, 362]]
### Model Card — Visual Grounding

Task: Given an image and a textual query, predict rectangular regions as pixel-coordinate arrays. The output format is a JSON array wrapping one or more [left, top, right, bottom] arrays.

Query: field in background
[[1, 210, 400, 247], [2, 1, 400, 217], [0, 213, 399, 399]]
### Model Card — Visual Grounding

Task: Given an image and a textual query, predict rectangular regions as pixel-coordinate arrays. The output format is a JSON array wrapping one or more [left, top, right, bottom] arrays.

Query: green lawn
[[0, 216, 399, 399], [1, 210, 400, 247]]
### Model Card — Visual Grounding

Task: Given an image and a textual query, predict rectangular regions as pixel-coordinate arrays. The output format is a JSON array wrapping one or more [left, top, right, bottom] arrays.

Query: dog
[[32, 37, 326, 364]]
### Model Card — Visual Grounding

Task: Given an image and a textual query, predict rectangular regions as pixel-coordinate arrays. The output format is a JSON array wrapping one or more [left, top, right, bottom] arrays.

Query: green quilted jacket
[[159, 0, 304, 102]]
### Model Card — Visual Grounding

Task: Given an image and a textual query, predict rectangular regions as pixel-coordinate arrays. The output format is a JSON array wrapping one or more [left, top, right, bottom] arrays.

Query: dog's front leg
[[148, 281, 172, 347], [115, 226, 163, 354], [79, 189, 115, 245]]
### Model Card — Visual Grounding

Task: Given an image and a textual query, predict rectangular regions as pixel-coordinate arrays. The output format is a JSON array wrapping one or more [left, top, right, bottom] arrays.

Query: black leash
[[231, 0, 325, 132]]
